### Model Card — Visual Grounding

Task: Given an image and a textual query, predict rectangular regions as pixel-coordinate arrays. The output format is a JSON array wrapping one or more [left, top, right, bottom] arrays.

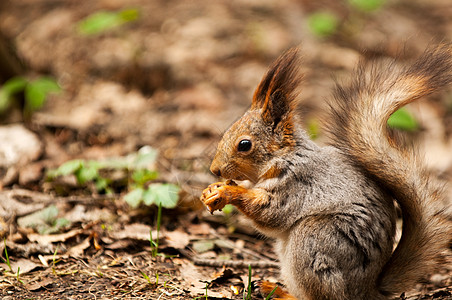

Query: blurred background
[[0, 0, 451, 298], [1, 0, 452, 194]]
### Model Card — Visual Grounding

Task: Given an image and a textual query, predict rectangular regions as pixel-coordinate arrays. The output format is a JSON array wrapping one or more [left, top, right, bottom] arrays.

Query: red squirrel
[[201, 45, 452, 299]]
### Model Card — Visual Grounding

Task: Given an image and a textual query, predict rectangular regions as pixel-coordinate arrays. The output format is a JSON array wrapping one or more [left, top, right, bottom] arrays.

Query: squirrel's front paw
[[200, 181, 234, 214]]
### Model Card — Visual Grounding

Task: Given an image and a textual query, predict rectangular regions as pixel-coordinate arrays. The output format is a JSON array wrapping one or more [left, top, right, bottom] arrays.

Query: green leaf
[[77, 9, 139, 36], [119, 8, 140, 22], [0, 77, 27, 112], [348, 0, 385, 12], [75, 165, 99, 185], [96, 157, 129, 170], [17, 205, 61, 234], [222, 204, 235, 215], [142, 187, 156, 206], [124, 187, 144, 208], [95, 177, 110, 192], [387, 108, 418, 131], [307, 12, 339, 38], [78, 11, 122, 35], [44, 217, 71, 234], [307, 118, 320, 140], [132, 169, 159, 186], [132, 146, 158, 169], [24, 77, 60, 113], [40, 205, 59, 224], [147, 183, 180, 209], [49, 159, 84, 178]]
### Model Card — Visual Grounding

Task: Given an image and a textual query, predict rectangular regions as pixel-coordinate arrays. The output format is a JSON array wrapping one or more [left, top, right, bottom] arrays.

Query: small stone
[[430, 273, 448, 286], [0, 124, 42, 168], [19, 163, 44, 185]]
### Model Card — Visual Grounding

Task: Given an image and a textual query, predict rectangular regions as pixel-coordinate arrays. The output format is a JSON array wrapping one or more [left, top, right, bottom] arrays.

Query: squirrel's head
[[210, 48, 303, 183]]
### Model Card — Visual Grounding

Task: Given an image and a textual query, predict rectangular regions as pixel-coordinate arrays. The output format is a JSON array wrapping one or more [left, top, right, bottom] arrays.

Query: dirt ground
[[0, 0, 451, 299]]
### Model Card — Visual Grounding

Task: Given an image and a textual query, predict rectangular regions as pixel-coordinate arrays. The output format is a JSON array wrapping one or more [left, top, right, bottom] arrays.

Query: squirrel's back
[[328, 44, 452, 296]]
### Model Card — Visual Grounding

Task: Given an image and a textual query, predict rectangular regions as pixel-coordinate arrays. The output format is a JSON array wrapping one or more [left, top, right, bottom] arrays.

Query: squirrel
[[200, 45, 452, 299]]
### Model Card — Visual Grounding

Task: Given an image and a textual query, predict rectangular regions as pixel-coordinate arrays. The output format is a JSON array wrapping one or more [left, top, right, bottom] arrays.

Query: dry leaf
[[164, 229, 190, 249], [1, 258, 41, 275], [69, 237, 91, 257], [188, 222, 211, 235], [211, 266, 237, 284], [179, 261, 231, 298], [192, 240, 215, 253], [27, 278, 54, 291], [27, 228, 84, 246], [108, 223, 158, 241], [104, 239, 133, 250]]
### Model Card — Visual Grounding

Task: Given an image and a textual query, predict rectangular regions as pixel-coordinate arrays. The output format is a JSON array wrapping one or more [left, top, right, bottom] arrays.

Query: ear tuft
[[252, 47, 303, 125]]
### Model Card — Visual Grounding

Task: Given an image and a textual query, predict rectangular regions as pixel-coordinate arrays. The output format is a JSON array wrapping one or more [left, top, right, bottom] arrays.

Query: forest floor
[[0, 0, 451, 299]]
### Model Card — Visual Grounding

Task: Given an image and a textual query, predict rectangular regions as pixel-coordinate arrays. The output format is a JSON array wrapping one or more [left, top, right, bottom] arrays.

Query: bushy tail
[[328, 44, 452, 296]]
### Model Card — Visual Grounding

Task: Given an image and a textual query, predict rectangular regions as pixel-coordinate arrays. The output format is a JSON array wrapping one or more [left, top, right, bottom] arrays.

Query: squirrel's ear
[[252, 47, 302, 127]]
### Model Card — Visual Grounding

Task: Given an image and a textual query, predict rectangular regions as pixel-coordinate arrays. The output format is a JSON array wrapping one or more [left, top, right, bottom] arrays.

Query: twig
[[5, 188, 117, 204], [193, 258, 279, 269], [399, 287, 452, 300]]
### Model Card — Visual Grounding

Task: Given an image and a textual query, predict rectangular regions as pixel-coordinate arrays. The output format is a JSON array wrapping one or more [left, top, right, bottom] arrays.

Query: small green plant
[[265, 285, 278, 300], [0, 76, 60, 118], [2, 240, 23, 284], [387, 108, 418, 131], [307, 0, 386, 40], [52, 245, 59, 276], [124, 182, 180, 209], [77, 9, 139, 35], [17, 205, 70, 235], [307, 11, 339, 38], [243, 264, 252, 300], [96, 266, 104, 277], [348, 0, 385, 12], [47, 146, 181, 207], [193, 282, 209, 300], [123, 148, 180, 209], [16, 266, 24, 284], [47, 159, 114, 194], [2, 239, 12, 272], [140, 270, 152, 284], [307, 118, 320, 140], [155, 271, 159, 285], [149, 203, 162, 257]]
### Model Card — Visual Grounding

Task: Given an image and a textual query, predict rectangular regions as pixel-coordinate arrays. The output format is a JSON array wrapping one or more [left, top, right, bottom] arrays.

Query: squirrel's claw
[[200, 182, 229, 213]]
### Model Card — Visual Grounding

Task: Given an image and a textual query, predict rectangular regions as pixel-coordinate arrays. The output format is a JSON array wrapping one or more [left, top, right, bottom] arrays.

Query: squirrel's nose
[[210, 164, 221, 177]]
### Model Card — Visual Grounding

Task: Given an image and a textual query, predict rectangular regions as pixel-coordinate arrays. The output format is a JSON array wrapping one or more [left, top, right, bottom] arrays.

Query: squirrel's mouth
[[220, 166, 250, 182], [229, 170, 258, 184], [211, 161, 259, 183]]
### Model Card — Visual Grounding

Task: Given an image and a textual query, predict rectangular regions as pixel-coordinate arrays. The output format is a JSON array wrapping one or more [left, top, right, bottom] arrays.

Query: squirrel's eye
[[237, 139, 252, 152]]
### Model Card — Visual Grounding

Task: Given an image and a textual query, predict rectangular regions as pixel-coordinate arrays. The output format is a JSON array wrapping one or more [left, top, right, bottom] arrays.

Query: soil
[[0, 0, 451, 299]]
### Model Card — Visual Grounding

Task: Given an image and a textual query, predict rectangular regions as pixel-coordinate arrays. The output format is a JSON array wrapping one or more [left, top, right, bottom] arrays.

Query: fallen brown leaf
[[27, 228, 84, 246], [0, 258, 41, 275], [179, 261, 232, 298], [108, 223, 159, 241], [68, 237, 91, 257], [26, 278, 54, 291], [164, 229, 190, 249], [188, 222, 211, 235]]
